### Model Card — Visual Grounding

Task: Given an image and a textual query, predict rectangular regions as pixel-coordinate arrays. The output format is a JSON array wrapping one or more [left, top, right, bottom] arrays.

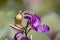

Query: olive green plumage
[[15, 10, 23, 25]]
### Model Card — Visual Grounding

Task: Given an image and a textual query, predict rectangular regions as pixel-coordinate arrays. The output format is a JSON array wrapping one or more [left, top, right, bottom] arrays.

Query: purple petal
[[20, 37, 31, 40], [24, 16, 31, 21], [13, 30, 24, 40], [38, 24, 50, 32], [24, 16, 31, 23], [24, 13, 41, 31], [24, 13, 36, 24], [33, 14, 41, 27]]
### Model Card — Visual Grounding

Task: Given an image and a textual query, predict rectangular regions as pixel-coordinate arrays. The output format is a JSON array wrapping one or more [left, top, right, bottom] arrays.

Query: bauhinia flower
[[9, 10, 50, 40]]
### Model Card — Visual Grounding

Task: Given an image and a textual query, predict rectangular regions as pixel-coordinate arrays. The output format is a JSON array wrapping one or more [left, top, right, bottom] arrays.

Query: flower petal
[[33, 14, 41, 27], [20, 37, 31, 40], [13, 30, 24, 40], [24, 13, 35, 24], [24, 13, 41, 31], [24, 15, 31, 23], [38, 24, 50, 32]]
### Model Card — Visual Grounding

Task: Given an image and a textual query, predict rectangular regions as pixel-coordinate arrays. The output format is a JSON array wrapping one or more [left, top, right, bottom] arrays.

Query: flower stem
[[27, 28, 31, 34], [25, 21, 29, 40]]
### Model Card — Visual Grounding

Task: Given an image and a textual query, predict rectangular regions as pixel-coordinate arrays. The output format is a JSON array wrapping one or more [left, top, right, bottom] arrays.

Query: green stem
[[25, 21, 29, 40], [27, 28, 31, 34]]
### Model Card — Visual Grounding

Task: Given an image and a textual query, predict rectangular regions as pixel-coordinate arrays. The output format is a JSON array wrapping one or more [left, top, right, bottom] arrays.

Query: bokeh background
[[0, 0, 60, 40]]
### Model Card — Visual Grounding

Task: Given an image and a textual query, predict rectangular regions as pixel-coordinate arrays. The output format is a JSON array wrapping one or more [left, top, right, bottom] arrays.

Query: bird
[[15, 10, 23, 25], [9, 10, 25, 31]]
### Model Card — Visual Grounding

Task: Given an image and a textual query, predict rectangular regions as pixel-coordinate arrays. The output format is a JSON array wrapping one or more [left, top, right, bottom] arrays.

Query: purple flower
[[38, 24, 50, 32], [11, 12, 50, 40], [12, 29, 31, 40], [13, 30, 24, 40], [24, 13, 50, 32], [20, 37, 31, 40], [24, 13, 41, 31]]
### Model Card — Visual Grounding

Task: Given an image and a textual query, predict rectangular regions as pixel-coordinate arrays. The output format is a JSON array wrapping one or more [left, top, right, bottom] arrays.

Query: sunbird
[[15, 10, 23, 25], [10, 10, 24, 31]]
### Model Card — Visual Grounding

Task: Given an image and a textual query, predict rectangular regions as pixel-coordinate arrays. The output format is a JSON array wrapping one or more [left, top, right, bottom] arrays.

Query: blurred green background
[[0, 0, 60, 40]]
